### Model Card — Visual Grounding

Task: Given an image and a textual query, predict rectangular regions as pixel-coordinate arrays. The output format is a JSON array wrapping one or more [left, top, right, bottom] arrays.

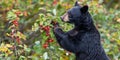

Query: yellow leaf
[[6, 33, 10, 36], [0, 43, 13, 55], [0, 43, 9, 52], [60, 53, 69, 60], [7, 50, 13, 54], [6, 44, 12, 47], [16, 31, 26, 40], [90, 1, 98, 6], [116, 40, 120, 45], [0, 46, 9, 52], [117, 18, 120, 23], [24, 44, 27, 49]]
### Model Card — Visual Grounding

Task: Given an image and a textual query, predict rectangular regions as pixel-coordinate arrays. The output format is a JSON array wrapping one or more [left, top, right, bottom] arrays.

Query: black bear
[[52, 1, 110, 60]]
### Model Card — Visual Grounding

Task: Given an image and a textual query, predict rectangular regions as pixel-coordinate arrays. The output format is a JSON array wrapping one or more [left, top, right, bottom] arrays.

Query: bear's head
[[60, 1, 92, 26]]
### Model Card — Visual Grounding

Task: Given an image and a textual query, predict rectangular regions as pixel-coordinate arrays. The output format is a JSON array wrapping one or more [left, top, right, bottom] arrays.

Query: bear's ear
[[80, 5, 88, 13], [74, 1, 79, 6]]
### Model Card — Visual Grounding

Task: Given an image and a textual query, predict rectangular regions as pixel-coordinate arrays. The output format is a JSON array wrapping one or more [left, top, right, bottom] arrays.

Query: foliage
[[0, 0, 120, 60]]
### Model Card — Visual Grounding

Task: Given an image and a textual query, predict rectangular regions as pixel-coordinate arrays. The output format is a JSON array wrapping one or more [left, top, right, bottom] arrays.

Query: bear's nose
[[60, 13, 69, 22]]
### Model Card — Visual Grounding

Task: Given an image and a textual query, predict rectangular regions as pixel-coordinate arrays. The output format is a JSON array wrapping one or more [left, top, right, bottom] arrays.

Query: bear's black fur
[[52, 1, 109, 60]]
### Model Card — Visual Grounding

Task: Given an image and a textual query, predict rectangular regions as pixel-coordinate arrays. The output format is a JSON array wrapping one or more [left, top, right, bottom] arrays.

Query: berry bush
[[0, 0, 120, 60]]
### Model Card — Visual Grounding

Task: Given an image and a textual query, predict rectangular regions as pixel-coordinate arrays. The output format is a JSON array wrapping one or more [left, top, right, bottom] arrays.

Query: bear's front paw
[[53, 27, 61, 32], [51, 20, 59, 27]]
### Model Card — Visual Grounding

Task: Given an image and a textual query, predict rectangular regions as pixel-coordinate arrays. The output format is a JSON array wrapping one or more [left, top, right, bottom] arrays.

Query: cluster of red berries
[[9, 10, 28, 44], [9, 26, 21, 44], [12, 11, 28, 27], [12, 11, 21, 27], [40, 25, 50, 36], [15, 11, 28, 17], [40, 25, 54, 49], [43, 38, 54, 49], [9, 11, 21, 44]]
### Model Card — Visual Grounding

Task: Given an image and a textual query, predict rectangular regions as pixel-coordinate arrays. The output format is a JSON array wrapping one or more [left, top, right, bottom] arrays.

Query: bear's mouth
[[60, 13, 70, 22]]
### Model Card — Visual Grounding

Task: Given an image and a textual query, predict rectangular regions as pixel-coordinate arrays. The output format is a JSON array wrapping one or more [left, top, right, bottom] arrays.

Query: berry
[[46, 38, 54, 43], [43, 43, 48, 49], [12, 20, 18, 26], [46, 33, 50, 36], [46, 31, 50, 36], [39, 24, 43, 28], [42, 26, 50, 36], [15, 11, 22, 16], [48, 39, 54, 43], [53, 0, 57, 6], [16, 36, 20, 44], [43, 26, 50, 31]]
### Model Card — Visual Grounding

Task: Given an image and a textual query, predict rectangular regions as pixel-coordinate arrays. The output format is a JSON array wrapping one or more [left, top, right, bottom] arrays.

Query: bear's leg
[[84, 48, 109, 60], [53, 27, 77, 53]]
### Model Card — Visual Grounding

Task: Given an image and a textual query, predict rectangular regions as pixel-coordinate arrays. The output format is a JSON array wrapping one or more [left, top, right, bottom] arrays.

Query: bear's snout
[[60, 13, 69, 22]]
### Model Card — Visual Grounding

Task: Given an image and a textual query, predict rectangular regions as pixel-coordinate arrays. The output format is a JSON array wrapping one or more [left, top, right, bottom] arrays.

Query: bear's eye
[[68, 11, 73, 18]]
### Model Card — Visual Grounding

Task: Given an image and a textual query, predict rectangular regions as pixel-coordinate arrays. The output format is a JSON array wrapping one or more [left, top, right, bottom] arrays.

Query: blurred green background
[[0, 0, 120, 60]]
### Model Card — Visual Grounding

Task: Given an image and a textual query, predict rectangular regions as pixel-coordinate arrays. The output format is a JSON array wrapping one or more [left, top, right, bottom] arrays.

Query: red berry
[[53, 0, 57, 6], [15, 11, 22, 16], [44, 26, 50, 31], [16, 36, 20, 44], [48, 39, 54, 43], [12, 20, 18, 26], [43, 43, 48, 49], [46, 32, 50, 36], [46, 38, 54, 43], [40, 25, 43, 28], [43, 27, 46, 31]]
